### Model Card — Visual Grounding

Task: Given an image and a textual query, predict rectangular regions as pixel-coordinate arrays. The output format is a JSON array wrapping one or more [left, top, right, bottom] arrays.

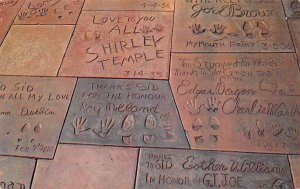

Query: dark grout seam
[[82, 9, 174, 12], [52, 78, 79, 159], [29, 159, 38, 189], [168, 0, 176, 80], [287, 155, 296, 189], [56, 0, 87, 76], [0, 0, 26, 46], [58, 142, 300, 156], [133, 148, 141, 189]]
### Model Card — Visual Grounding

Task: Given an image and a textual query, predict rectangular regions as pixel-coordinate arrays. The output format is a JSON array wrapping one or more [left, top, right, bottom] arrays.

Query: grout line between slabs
[[29, 159, 38, 189], [58, 142, 300, 156], [280, 0, 288, 18], [171, 51, 297, 54], [12, 23, 77, 26], [82, 9, 173, 12], [56, 0, 86, 76], [53, 78, 79, 159], [167, 78, 192, 149], [168, 0, 176, 81], [282, 1, 297, 54], [287, 155, 297, 189], [0, 0, 26, 46], [133, 148, 141, 189], [285, 19, 300, 72], [0, 74, 170, 81]]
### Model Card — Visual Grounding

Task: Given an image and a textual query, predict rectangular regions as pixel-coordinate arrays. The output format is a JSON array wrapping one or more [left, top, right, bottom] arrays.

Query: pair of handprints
[[184, 97, 221, 115], [140, 24, 164, 34], [189, 23, 226, 35], [189, 21, 270, 39], [72, 116, 115, 138], [72, 114, 158, 145]]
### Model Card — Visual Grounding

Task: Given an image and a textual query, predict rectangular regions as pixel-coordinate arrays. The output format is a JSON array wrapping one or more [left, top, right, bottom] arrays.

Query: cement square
[[0, 76, 76, 158], [59, 11, 173, 79], [14, 0, 84, 24], [136, 148, 294, 189], [0, 156, 35, 189], [0, 0, 25, 45], [173, 0, 294, 52], [0, 25, 73, 76], [31, 144, 138, 189], [170, 53, 300, 154], [83, 0, 174, 11], [60, 78, 189, 148]]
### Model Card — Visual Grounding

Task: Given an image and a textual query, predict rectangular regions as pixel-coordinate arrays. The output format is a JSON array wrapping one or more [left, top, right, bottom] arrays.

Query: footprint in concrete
[[194, 136, 204, 145], [243, 124, 252, 140], [122, 115, 135, 145], [256, 119, 265, 137], [122, 114, 135, 131], [34, 123, 42, 133], [21, 123, 30, 132], [272, 179, 291, 189], [242, 21, 255, 39], [192, 118, 203, 131], [122, 135, 132, 145], [257, 21, 269, 38], [210, 134, 219, 144], [143, 134, 155, 144], [21, 123, 42, 133], [210, 116, 220, 130], [145, 114, 156, 130]]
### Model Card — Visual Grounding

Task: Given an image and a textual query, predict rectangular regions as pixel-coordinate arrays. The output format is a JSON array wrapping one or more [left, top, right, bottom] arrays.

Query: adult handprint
[[189, 24, 206, 35], [285, 127, 298, 141], [93, 118, 115, 138], [72, 116, 90, 136], [184, 99, 201, 115], [205, 97, 221, 113], [210, 24, 226, 35]]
